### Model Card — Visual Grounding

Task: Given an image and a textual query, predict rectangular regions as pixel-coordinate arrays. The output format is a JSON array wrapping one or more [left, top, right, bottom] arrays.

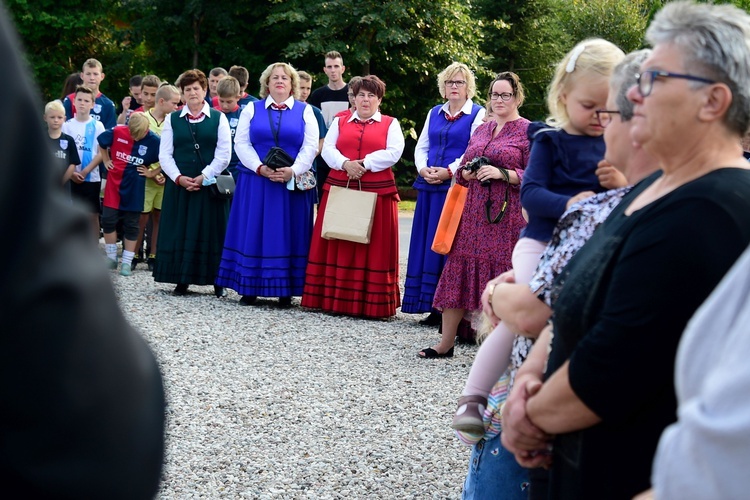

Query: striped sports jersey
[[98, 126, 160, 211]]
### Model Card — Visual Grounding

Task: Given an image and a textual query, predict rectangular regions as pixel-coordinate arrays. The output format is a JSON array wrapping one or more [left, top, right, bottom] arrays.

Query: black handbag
[[263, 107, 293, 170], [185, 114, 235, 200], [261, 106, 317, 191], [262, 146, 294, 170]]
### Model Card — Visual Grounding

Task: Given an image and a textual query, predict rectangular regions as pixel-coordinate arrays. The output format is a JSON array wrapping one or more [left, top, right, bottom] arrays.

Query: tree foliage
[[123, 0, 272, 94], [475, 0, 572, 121], [8, 0, 750, 187], [6, 0, 146, 102], [265, 0, 484, 184], [554, 0, 651, 54]]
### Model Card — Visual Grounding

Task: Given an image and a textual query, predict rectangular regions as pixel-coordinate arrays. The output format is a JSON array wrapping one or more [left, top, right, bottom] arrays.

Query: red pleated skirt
[[302, 169, 400, 318]]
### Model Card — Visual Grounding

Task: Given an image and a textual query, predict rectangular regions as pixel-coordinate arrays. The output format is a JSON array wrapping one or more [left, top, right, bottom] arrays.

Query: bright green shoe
[[119, 262, 132, 276]]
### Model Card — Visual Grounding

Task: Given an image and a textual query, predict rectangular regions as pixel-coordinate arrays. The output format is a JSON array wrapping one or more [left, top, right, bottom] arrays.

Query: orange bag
[[431, 184, 468, 255]]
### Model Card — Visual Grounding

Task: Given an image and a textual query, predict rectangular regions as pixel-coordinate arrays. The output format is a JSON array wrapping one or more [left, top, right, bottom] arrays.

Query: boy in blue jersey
[[97, 113, 160, 275], [64, 59, 116, 187], [136, 84, 181, 271], [214, 76, 242, 176], [63, 59, 117, 129], [62, 85, 106, 241]]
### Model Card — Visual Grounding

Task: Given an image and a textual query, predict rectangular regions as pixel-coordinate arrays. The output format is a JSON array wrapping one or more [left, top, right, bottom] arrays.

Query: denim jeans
[[462, 432, 529, 500]]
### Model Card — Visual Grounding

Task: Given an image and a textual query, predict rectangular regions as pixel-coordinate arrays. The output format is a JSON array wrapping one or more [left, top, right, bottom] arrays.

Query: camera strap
[[485, 167, 510, 224]]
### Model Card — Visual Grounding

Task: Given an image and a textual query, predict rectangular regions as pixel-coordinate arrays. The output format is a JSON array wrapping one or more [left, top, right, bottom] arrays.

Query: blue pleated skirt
[[402, 177, 449, 313], [215, 168, 315, 297]]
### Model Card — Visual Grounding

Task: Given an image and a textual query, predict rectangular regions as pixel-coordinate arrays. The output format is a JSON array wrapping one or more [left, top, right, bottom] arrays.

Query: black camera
[[464, 156, 493, 186]]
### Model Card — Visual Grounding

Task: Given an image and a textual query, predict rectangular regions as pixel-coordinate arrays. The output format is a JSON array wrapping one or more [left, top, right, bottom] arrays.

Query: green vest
[[170, 110, 220, 177]]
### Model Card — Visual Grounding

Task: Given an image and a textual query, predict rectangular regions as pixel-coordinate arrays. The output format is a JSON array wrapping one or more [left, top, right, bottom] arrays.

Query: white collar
[[264, 96, 296, 109], [440, 99, 474, 117], [179, 101, 212, 118], [347, 110, 382, 123]]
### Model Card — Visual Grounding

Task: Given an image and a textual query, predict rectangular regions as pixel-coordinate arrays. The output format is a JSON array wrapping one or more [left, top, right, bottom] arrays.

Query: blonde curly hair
[[258, 63, 300, 100]]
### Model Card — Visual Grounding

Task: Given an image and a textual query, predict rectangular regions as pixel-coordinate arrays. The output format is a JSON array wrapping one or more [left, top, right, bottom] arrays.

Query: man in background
[[307, 51, 349, 199]]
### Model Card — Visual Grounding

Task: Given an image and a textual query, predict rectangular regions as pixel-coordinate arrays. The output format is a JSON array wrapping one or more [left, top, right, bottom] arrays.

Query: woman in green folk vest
[[154, 69, 232, 296]]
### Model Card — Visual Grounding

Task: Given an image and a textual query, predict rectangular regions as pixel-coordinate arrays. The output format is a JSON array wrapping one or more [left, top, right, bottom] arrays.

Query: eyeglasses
[[636, 70, 716, 97], [445, 80, 467, 87], [489, 92, 514, 102], [595, 110, 621, 128]]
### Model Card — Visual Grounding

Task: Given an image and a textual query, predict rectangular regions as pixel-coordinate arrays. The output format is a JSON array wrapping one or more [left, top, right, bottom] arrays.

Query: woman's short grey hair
[[646, 0, 750, 135], [610, 49, 651, 121]]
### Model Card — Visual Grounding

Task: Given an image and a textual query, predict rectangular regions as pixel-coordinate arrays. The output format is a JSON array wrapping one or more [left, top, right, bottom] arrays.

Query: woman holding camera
[[418, 72, 530, 358]]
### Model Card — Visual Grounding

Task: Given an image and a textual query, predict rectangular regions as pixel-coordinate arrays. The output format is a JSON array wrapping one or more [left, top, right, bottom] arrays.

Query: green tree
[[266, 0, 484, 185], [555, 0, 651, 53], [123, 0, 273, 95], [6, 0, 144, 103], [475, 0, 572, 121]]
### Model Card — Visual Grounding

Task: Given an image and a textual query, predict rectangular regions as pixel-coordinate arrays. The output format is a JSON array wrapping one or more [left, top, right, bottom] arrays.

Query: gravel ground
[[111, 246, 478, 499]]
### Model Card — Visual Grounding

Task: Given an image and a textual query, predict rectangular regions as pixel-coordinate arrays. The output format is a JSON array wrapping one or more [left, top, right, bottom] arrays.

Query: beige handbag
[[321, 180, 377, 244]]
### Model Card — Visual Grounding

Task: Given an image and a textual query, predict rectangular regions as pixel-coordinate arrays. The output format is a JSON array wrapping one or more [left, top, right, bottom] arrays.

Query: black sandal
[[417, 346, 454, 359]]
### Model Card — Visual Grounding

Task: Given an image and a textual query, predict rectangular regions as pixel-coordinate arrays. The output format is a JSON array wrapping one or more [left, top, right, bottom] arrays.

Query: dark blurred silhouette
[[0, 3, 165, 498]]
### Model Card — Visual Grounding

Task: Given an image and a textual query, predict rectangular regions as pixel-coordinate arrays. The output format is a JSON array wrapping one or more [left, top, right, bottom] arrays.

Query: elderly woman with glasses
[[500, 2, 750, 498], [403, 62, 485, 326], [459, 48, 657, 500]]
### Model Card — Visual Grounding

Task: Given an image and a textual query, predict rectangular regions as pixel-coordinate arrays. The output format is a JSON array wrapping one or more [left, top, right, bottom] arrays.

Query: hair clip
[[566, 44, 587, 73]]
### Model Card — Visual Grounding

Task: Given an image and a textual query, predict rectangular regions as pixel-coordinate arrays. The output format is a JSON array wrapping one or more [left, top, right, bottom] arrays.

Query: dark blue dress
[[402, 103, 482, 313]]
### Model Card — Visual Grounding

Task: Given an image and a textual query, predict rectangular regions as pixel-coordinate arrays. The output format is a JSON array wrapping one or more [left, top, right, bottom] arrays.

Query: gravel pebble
[[111, 251, 478, 499]]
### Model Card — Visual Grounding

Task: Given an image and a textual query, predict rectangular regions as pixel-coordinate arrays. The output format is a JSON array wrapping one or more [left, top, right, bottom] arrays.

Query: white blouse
[[233, 96, 319, 176], [158, 101, 232, 181], [322, 111, 405, 173]]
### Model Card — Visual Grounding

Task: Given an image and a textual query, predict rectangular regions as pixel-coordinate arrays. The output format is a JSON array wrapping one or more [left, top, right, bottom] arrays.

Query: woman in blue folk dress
[[215, 62, 319, 306], [403, 63, 485, 325]]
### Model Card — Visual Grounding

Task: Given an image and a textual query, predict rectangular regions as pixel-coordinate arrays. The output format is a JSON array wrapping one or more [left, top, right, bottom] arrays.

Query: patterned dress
[[433, 117, 530, 311]]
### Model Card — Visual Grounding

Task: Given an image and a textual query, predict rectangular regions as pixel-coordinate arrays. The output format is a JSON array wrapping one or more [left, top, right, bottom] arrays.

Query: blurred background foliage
[[7, 0, 747, 187]]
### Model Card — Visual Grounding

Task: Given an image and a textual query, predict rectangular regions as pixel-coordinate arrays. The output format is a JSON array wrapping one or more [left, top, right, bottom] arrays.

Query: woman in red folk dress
[[302, 75, 405, 318]]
